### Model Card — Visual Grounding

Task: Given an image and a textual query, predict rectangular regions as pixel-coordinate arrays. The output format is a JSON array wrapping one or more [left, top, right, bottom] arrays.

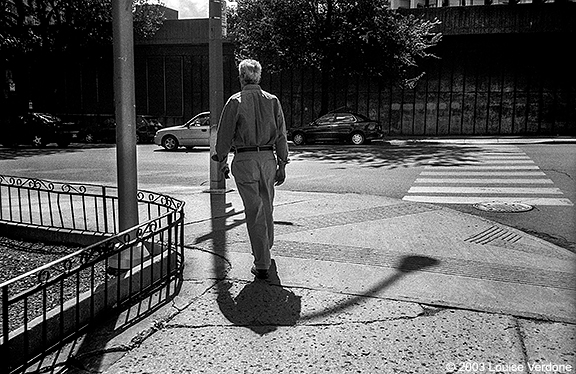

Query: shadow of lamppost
[[300, 255, 440, 322]]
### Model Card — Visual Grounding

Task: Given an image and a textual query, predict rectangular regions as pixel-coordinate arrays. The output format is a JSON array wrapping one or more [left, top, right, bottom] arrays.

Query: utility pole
[[209, 0, 226, 192], [111, 0, 144, 270]]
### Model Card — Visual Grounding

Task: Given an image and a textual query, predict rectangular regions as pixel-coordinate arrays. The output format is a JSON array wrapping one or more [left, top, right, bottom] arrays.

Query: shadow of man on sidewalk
[[208, 192, 442, 332], [209, 192, 301, 335], [216, 260, 301, 335]]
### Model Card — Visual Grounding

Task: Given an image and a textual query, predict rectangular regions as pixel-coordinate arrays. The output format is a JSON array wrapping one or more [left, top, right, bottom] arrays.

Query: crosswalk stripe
[[408, 186, 563, 194], [424, 165, 540, 170], [402, 196, 575, 206], [414, 178, 554, 184], [404, 145, 574, 206], [463, 154, 527, 157], [452, 160, 536, 164], [420, 171, 547, 176], [460, 151, 528, 155], [473, 156, 531, 160]]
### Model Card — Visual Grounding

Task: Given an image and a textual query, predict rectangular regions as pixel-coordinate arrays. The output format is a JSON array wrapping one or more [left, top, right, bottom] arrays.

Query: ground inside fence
[[0, 236, 108, 332]]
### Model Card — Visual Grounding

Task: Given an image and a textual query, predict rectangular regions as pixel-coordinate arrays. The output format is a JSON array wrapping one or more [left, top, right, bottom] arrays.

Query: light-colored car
[[154, 112, 210, 150]]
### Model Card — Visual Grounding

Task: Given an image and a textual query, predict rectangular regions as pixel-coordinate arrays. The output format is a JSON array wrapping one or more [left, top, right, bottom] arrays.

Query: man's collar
[[242, 84, 261, 91]]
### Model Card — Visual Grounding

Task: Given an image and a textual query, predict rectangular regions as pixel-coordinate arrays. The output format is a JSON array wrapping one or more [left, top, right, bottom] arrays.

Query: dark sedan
[[288, 112, 382, 145], [77, 116, 162, 144], [1, 113, 77, 148]]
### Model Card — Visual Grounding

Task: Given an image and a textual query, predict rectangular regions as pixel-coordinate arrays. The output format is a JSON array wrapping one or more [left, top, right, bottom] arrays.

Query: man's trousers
[[231, 150, 277, 270]]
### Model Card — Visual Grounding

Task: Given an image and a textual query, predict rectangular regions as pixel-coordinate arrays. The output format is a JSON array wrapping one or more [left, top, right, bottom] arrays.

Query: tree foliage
[[1, 0, 165, 62], [228, 0, 441, 87]]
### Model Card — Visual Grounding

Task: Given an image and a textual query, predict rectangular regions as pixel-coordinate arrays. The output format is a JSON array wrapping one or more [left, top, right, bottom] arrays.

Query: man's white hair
[[238, 59, 262, 85]]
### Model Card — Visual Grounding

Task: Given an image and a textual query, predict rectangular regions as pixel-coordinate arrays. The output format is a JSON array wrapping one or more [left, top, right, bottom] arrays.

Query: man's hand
[[221, 163, 230, 179], [275, 165, 286, 186], [212, 154, 229, 179]]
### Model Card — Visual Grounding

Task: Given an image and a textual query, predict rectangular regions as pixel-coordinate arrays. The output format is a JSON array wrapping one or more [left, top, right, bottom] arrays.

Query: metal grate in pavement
[[464, 225, 522, 245]]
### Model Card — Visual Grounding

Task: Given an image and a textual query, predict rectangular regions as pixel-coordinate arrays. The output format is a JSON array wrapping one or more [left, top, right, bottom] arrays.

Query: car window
[[187, 115, 210, 127], [185, 118, 199, 127], [146, 117, 162, 127], [354, 113, 370, 121], [136, 116, 149, 126], [315, 114, 334, 124], [334, 114, 355, 122], [197, 116, 210, 126]]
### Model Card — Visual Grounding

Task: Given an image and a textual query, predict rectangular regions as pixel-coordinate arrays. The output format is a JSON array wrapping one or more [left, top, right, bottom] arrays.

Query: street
[[1, 140, 575, 373], [0, 141, 574, 252]]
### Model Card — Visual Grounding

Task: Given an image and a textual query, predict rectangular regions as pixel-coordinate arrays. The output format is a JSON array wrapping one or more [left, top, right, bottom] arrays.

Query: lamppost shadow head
[[397, 255, 440, 273]]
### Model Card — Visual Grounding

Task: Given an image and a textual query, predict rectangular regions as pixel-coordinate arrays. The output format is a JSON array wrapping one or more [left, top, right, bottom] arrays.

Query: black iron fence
[[0, 175, 185, 373]]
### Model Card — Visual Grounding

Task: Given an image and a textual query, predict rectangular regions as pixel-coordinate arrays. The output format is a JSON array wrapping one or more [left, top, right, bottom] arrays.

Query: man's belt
[[235, 145, 274, 153]]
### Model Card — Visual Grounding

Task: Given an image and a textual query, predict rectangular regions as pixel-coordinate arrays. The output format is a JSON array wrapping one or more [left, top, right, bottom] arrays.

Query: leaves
[[133, 0, 165, 40], [1, 0, 165, 61], [228, 0, 442, 84]]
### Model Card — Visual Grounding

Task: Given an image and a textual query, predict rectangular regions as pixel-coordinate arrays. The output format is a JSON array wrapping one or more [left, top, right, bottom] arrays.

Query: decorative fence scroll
[[0, 175, 185, 373]]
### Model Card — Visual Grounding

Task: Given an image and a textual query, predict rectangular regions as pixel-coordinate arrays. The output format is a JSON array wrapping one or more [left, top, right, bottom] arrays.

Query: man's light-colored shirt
[[214, 84, 289, 164]]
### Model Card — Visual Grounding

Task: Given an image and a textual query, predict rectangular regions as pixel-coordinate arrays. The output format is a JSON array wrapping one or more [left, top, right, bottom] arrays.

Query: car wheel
[[292, 132, 305, 146], [162, 135, 179, 151], [84, 133, 95, 143], [31, 134, 47, 148], [350, 132, 365, 145]]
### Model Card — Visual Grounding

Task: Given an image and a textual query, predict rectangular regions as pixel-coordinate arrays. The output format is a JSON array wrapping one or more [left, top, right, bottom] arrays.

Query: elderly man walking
[[211, 59, 289, 280]]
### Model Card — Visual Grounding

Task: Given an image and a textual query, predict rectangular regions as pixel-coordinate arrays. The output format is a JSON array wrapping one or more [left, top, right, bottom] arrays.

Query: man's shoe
[[251, 266, 269, 280]]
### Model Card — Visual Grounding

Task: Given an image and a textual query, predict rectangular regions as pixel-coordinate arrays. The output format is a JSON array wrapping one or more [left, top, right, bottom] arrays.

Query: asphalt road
[[0, 141, 574, 252]]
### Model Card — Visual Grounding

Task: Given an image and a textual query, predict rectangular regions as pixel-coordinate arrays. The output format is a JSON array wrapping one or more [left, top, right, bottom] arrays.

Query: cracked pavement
[[60, 273, 575, 374], [32, 189, 575, 373]]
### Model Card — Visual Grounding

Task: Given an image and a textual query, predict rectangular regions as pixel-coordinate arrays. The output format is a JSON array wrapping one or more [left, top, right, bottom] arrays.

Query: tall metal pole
[[112, 0, 139, 231], [209, 0, 226, 191]]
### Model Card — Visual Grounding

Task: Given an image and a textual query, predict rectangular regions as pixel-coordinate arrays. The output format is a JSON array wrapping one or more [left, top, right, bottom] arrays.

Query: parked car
[[154, 112, 210, 151], [138, 116, 163, 144], [1, 112, 77, 148], [288, 111, 382, 145], [77, 116, 162, 144], [77, 117, 116, 143]]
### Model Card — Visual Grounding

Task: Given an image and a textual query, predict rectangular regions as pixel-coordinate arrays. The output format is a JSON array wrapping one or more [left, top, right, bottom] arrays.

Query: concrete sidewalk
[[51, 184, 575, 374]]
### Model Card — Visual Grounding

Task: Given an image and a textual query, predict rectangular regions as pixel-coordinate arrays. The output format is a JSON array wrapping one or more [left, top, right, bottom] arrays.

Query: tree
[[228, 0, 441, 114], [1, 0, 165, 62], [1, 0, 165, 114]]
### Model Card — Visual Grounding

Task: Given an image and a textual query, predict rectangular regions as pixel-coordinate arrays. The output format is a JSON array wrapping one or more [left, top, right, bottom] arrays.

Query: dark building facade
[[2, 3, 575, 136]]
